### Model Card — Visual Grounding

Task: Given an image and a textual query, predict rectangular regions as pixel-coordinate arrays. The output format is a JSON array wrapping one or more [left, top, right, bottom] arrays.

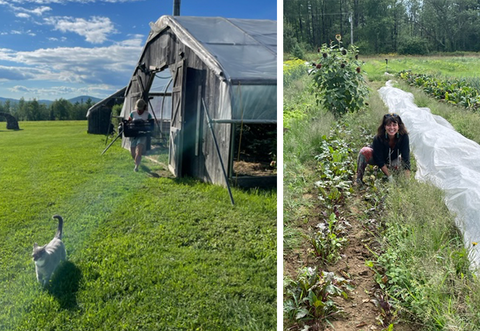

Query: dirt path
[[328, 192, 417, 331], [325, 203, 381, 330]]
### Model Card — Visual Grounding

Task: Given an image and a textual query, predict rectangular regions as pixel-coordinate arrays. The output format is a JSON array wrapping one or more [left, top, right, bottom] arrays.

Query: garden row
[[284, 125, 355, 324], [398, 70, 480, 111], [283, 112, 404, 329], [283, 42, 398, 328]]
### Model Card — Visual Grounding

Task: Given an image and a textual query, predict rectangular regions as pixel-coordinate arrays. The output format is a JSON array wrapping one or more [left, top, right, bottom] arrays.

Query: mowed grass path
[[0, 121, 276, 330], [361, 55, 480, 81]]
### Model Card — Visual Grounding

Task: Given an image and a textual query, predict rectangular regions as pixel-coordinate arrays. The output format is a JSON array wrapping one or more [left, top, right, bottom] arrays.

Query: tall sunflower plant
[[310, 34, 369, 117]]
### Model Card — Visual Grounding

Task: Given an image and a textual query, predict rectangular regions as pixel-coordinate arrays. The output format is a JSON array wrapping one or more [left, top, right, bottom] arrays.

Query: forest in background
[[284, 0, 480, 55], [0, 98, 106, 121]]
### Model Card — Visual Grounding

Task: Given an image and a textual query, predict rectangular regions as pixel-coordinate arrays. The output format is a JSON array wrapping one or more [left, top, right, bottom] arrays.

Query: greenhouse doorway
[[230, 122, 277, 188], [182, 68, 207, 178], [148, 68, 173, 148]]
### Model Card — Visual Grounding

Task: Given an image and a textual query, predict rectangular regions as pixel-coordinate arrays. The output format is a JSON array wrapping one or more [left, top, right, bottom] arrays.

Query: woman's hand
[[380, 165, 389, 177]]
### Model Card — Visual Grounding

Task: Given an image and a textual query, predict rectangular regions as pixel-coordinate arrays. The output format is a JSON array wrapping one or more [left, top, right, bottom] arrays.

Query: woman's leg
[[130, 138, 137, 160], [356, 147, 374, 184], [134, 144, 144, 171]]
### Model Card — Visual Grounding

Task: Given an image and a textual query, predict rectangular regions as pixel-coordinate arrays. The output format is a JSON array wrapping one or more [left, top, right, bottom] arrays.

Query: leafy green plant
[[398, 70, 480, 111], [364, 180, 480, 329], [309, 212, 348, 264], [314, 127, 355, 208], [310, 34, 369, 117], [284, 267, 353, 325], [283, 59, 316, 131]]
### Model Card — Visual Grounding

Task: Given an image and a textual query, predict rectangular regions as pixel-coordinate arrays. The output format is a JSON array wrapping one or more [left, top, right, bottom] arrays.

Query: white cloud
[[0, 0, 146, 99], [1, 2, 52, 17], [0, 34, 144, 86], [15, 12, 31, 18], [45, 16, 117, 44], [30, 5, 52, 15], [0, 66, 36, 81], [10, 85, 73, 96], [0, 48, 17, 60], [10, 85, 33, 93], [7, 29, 36, 36], [0, 0, 141, 5], [47, 36, 67, 42], [0, 38, 143, 98], [117, 34, 144, 47]]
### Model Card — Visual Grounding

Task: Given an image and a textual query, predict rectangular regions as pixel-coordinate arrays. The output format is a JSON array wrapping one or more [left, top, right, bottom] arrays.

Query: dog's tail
[[52, 215, 63, 239]]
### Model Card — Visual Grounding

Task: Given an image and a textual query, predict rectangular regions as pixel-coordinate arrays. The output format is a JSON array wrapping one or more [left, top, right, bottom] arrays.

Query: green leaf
[[295, 308, 309, 320]]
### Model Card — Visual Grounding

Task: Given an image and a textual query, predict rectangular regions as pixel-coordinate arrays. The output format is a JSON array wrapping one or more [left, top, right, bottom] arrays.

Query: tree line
[[284, 0, 480, 55], [0, 98, 95, 121]]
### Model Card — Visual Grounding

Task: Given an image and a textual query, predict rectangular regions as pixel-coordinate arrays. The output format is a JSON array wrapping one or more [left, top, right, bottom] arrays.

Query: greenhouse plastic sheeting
[[379, 81, 480, 269], [150, 16, 276, 83], [147, 15, 277, 122]]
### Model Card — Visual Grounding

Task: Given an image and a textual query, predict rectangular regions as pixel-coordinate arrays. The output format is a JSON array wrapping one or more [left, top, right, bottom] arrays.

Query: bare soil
[[233, 160, 276, 176]]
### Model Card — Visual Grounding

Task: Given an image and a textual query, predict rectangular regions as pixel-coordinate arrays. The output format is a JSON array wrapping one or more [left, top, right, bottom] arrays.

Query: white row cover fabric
[[379, 81, 480, 269]]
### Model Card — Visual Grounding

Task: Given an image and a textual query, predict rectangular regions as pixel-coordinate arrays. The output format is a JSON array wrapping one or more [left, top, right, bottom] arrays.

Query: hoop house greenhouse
[[99, 15, 277, 188]]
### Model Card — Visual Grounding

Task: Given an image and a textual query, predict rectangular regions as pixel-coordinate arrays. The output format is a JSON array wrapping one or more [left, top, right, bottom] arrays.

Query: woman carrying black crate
[[128, 99, 153, 172]]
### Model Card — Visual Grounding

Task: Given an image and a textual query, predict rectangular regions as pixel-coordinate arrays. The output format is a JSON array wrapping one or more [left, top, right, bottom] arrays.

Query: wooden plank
[[168, 58, 186, 177]]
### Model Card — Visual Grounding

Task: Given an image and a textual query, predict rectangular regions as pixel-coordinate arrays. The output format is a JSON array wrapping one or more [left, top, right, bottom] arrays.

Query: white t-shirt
[[129, 111, 152, 121]]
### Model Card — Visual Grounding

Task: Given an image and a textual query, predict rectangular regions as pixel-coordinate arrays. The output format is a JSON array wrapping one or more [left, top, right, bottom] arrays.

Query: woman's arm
[[372, 136, 387, 169], [401, 134, 411, 170], [380, 165, 389, 177]]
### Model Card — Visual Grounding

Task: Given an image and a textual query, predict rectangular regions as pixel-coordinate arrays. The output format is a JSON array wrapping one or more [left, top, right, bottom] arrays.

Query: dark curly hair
[[377, 113, 408, 139]]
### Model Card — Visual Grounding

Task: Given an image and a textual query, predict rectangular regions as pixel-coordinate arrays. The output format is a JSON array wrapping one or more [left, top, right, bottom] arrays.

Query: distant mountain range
[[0, 95, 102, 106]]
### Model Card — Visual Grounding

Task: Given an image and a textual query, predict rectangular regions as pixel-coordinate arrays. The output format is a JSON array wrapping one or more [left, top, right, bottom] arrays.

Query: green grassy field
[[0, 121, 276, 330], [361, 55, 480, 82]]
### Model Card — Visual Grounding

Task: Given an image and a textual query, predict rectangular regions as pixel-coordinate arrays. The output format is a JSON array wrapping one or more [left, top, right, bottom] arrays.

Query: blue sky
[[0, 0, 277, 101]]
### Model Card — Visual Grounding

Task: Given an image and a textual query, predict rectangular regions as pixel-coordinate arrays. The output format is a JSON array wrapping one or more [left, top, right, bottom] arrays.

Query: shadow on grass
[[48, 261, 82, 310], [0, 129, 23, 132], [141, 165, 161, 178], [170, 175, 277, 194]]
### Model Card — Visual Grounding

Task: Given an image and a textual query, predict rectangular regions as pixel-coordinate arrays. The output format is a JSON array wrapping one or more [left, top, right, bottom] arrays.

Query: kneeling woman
[[356, 113, 411, 185]]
